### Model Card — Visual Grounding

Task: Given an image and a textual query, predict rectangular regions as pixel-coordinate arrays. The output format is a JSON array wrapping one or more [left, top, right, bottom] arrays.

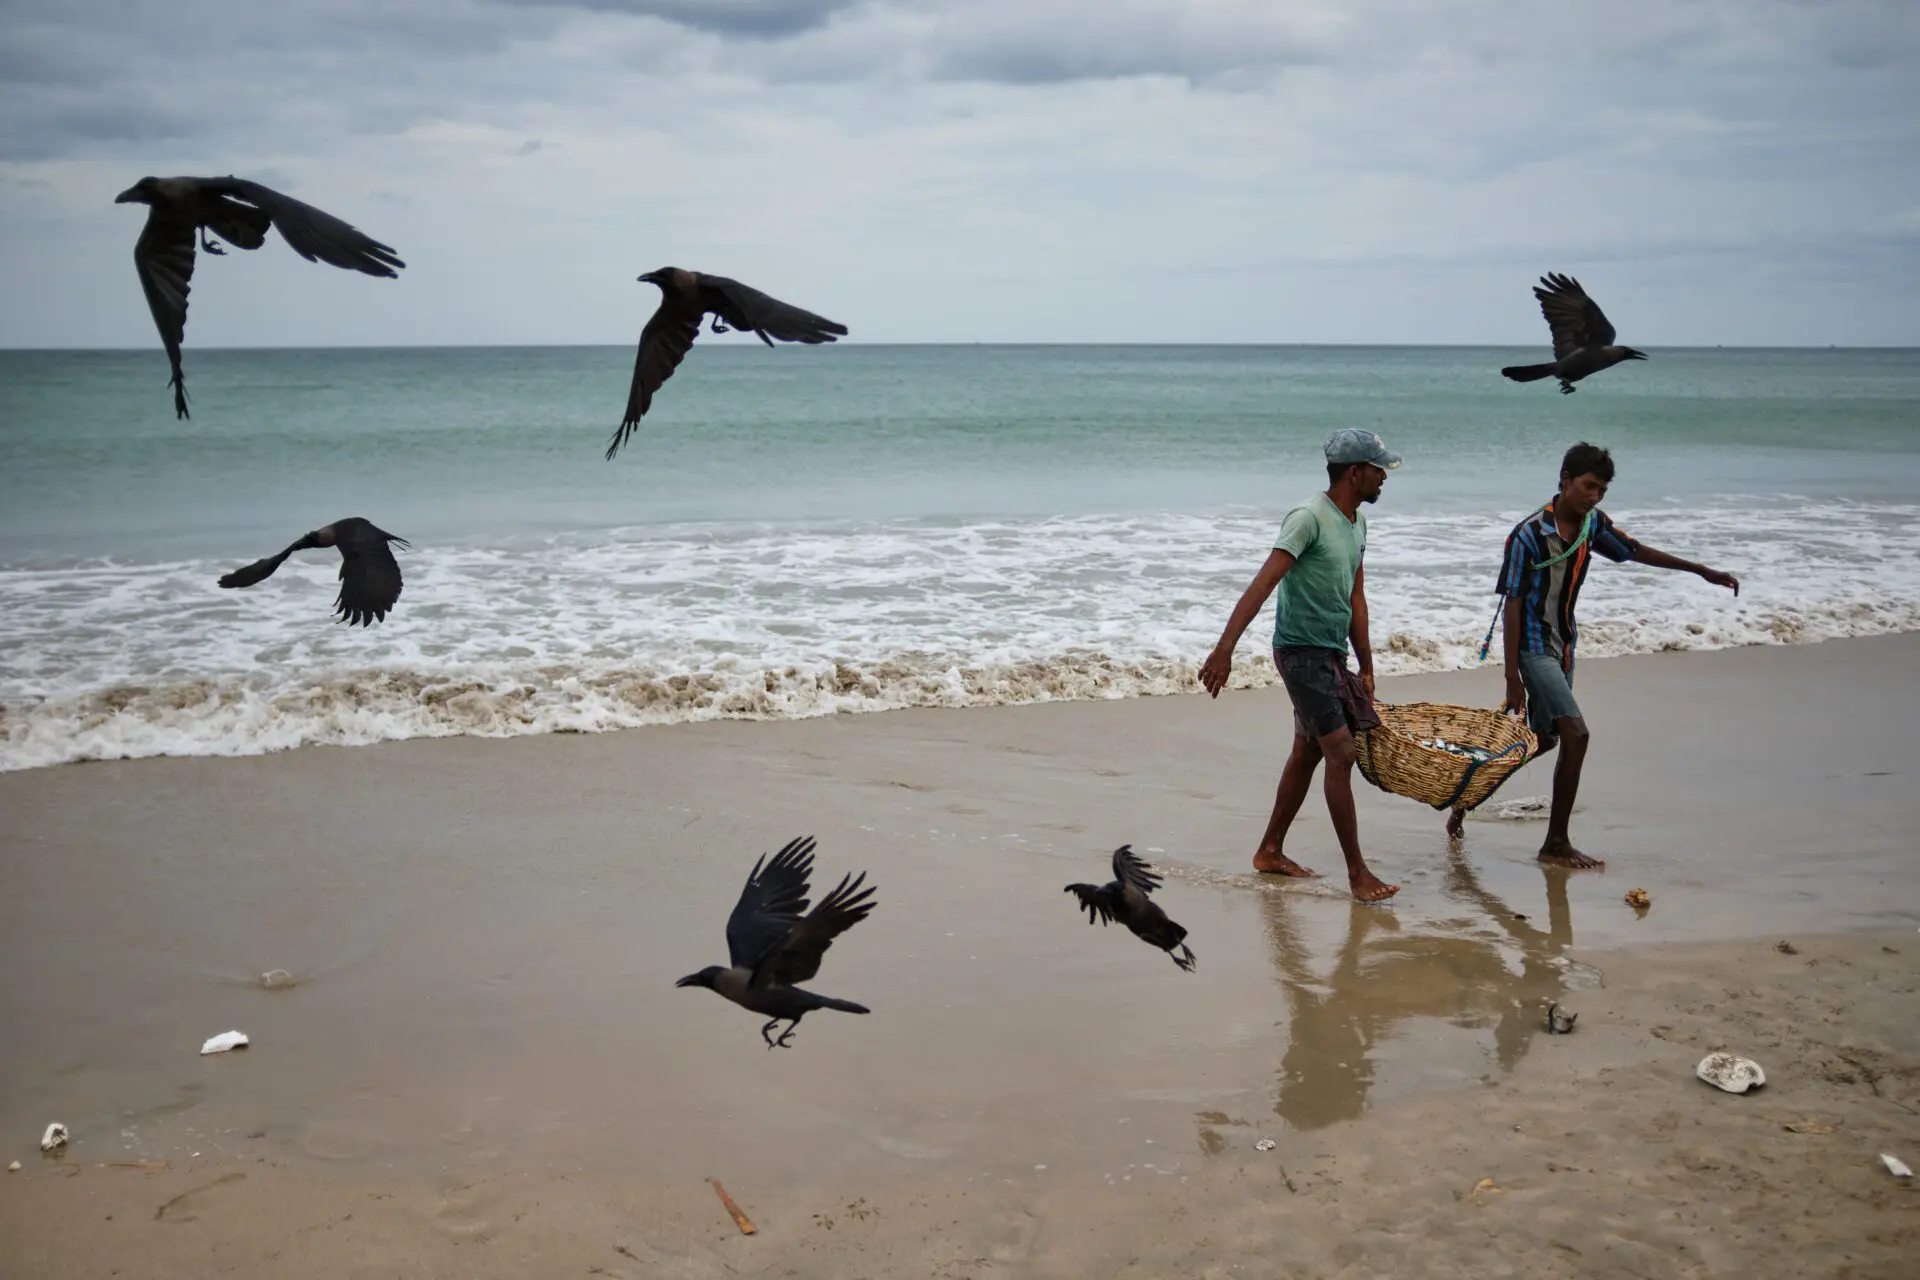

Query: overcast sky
[[1, 0, 1915, 347]]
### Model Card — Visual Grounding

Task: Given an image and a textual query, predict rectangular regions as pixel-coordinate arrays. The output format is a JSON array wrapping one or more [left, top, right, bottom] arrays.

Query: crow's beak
[[674, 974, 700, 988], [1627, 349, 1649, 360], [114, 186, 141, 204]]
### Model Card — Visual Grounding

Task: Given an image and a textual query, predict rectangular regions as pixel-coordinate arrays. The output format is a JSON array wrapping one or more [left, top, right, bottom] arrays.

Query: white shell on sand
[[1881, 1153, 1913, 1179], [259, 969, 295, 990], [1254, 1139, 1277, 1152], [40, 1122, 68, 1152], [6, 1161, 19, 1172], [200, 1030, 250, 1055], [1696, 1053, 1766, 1093]]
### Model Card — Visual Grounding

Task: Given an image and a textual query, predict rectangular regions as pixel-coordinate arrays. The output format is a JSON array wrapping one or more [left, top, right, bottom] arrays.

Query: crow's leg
[[198, 228, 226, 256], [773, 1018, 802, 1049], [711, 317, 732, 334], [1558, 380, 1576, 395], [1173, 944, 1197, 972], [760, 1018, 782, 1049]]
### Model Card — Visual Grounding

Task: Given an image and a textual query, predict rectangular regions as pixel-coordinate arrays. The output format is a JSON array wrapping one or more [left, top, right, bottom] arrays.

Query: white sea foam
[[2, 499, 1915, 771]]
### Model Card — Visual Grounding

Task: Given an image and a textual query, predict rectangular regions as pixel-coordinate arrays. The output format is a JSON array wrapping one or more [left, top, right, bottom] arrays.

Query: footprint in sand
[[984, 1206, 1042, 1264], [426, 1176, 498, 1241], [155, 1172, 246, 1224]]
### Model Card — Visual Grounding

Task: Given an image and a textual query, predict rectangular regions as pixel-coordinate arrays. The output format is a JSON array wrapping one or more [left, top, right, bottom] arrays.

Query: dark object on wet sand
[[676, 836, 875, 1048], [1501, 273, 1647, 394], [217, 517, 409, 626], [607, 267, 847, 459], [1064, 845, 1196, 972], [115, 175, 404, 418], [1545, 1001, 1577, 1034]]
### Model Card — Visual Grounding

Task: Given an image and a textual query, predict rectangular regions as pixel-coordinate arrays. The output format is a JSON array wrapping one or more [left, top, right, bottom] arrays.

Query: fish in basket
[[1354, 702, 1538, 812]]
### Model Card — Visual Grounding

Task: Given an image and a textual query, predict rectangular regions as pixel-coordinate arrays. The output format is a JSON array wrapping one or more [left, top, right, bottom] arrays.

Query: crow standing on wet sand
[[606, 268, 848, 459], [1065, 845, 1197, 972], [115, 176, 405, 418], [676, 836, 876, 1048], [217, 517, 410, 626], [1501, 273, 1647, 394]]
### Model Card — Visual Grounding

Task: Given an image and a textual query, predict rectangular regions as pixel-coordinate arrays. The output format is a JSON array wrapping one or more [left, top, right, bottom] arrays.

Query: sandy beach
[[3, 635, 1917, 1276]]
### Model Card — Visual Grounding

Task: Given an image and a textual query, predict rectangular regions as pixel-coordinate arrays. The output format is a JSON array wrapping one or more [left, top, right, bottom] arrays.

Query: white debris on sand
[[40, 1123, 68, 1152], [200, 1030, 250, 1055]]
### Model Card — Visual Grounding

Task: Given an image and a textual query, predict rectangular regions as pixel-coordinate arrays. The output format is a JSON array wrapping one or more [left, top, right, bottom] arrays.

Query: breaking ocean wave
[[3, 500, 1916, 771]]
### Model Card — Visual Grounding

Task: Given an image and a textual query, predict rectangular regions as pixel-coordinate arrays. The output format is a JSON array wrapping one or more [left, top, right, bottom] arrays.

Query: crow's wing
[[1064, 882, 1117, 926], [608, 294, 704, 459], [1534, 272, 1616, 357], [751, 869, 874, 988], [332, 520, 408, 627], [217, 539, 305, 589], [1112, 845, 1163, 898], [726, 836, 816, 969], [133, 209, 197, 419], [701, 276, 847, 346], [206, 178, 404, 277]]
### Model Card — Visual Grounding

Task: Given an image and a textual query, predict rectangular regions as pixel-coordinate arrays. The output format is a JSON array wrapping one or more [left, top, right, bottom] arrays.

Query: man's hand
[[1199, 645, 1233, 698], [1698, 566, 1740, 597], [1359, 668, 1375, 702], [1504, 674, 1527, 717]]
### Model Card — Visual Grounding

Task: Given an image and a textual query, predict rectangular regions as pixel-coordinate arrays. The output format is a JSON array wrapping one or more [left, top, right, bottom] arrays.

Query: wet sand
[[2, 635, 1917, 1275]]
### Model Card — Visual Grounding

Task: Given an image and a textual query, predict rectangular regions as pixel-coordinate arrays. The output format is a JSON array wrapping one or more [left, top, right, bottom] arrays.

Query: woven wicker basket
[[1355, 701, 1538, 812]]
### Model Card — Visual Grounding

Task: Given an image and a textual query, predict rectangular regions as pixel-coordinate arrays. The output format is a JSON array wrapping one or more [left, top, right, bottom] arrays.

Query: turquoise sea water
[[1, 344, 1916, 769]]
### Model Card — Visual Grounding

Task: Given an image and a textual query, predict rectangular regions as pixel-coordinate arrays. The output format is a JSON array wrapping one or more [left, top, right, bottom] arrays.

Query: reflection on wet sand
[[1259, 854, 1586, 1131]]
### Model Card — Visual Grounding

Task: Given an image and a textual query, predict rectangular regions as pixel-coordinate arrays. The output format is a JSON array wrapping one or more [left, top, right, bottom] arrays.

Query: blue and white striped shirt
[[1495, 500, 1640, 669]]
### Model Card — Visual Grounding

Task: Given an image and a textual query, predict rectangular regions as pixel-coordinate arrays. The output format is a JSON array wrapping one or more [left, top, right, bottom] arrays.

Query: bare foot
[[1537, 840, 1605, 870], [1253, 847, 1319, 878], [1350, 869, 1400, 903], [1445, 807, 1467, 840]]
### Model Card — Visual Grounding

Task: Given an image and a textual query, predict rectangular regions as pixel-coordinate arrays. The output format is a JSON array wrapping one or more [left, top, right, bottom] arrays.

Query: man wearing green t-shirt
[[1199, 429, 1401, 904]]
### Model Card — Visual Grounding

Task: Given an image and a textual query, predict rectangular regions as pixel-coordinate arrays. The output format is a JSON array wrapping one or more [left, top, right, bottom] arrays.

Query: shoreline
[[3, 635, 1917, 1274]]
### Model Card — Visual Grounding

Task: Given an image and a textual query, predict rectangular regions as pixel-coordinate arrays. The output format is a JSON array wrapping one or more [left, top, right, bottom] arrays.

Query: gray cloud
[[495, 0, 857, 38], [0, 0, 1913, 346]]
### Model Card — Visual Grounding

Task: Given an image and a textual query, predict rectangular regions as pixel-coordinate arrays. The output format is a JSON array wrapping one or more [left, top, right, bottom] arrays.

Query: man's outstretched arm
[[1200, 549, 1295, 697], [1629, 542, 1740, 596]]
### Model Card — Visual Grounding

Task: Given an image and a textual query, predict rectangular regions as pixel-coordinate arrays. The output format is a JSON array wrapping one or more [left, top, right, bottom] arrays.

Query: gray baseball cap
[[1325, 428, 1402, 470]]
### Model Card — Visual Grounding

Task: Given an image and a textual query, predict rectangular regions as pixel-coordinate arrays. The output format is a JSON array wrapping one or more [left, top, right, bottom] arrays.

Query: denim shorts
[[1518, 651, 1582, 741], [1274, 646, 1381, 740]]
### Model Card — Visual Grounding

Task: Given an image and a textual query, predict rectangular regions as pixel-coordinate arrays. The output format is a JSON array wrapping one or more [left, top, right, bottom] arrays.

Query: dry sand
[[2, 635, 1917, 1276]]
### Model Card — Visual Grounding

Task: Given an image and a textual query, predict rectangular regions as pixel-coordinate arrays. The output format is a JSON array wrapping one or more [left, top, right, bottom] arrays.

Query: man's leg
[[1538, 716, 1600, 868], [1317, 725, 1400, 902], [1255, 729, 1323, 876]]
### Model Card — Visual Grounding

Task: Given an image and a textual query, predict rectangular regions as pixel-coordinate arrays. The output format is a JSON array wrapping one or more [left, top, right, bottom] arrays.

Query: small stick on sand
[[709, 1177, 757, 1235]]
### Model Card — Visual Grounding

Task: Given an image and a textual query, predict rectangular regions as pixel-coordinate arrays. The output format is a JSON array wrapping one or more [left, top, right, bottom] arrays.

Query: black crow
[[1065, 844, 1196, 972], [677, 836, 875, 1049], [115, 176, 405, 418], [1501, 272, 1647, 394], [217, 517, 409, 626], [606, 267, 847, 459]]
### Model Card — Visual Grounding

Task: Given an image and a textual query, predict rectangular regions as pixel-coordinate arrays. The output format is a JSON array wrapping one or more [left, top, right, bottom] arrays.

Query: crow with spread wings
[[606, 267, 847, 460], [1064, 845, 1196, 972], [115, 175, 405, 418], [1501, 272, 1647, 394], [216, 517, 410, 627], [676, 836, 876, 1049]]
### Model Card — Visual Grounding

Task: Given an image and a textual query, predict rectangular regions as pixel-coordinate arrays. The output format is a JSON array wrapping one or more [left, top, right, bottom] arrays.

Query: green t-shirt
[[1271, 492, 1366, 651]]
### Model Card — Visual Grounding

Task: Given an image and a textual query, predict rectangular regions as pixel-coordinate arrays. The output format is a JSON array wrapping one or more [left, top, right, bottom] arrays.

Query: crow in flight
[[1501, 272, 1646, 394], [676, 836, 876, 1048], [1065, 845, 1196, 972], [606, 267, 847, 459], [217, 517, 409, 627], [116, 176, 405, 418]]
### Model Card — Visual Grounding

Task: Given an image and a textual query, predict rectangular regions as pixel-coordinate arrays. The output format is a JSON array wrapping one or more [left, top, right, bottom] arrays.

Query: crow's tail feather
[[1501, 362, 1557, 383]]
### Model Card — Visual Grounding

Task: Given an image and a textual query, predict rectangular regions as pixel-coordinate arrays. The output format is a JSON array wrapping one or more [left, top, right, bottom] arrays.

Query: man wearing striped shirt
[[1463, 442, 1739, 867]]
